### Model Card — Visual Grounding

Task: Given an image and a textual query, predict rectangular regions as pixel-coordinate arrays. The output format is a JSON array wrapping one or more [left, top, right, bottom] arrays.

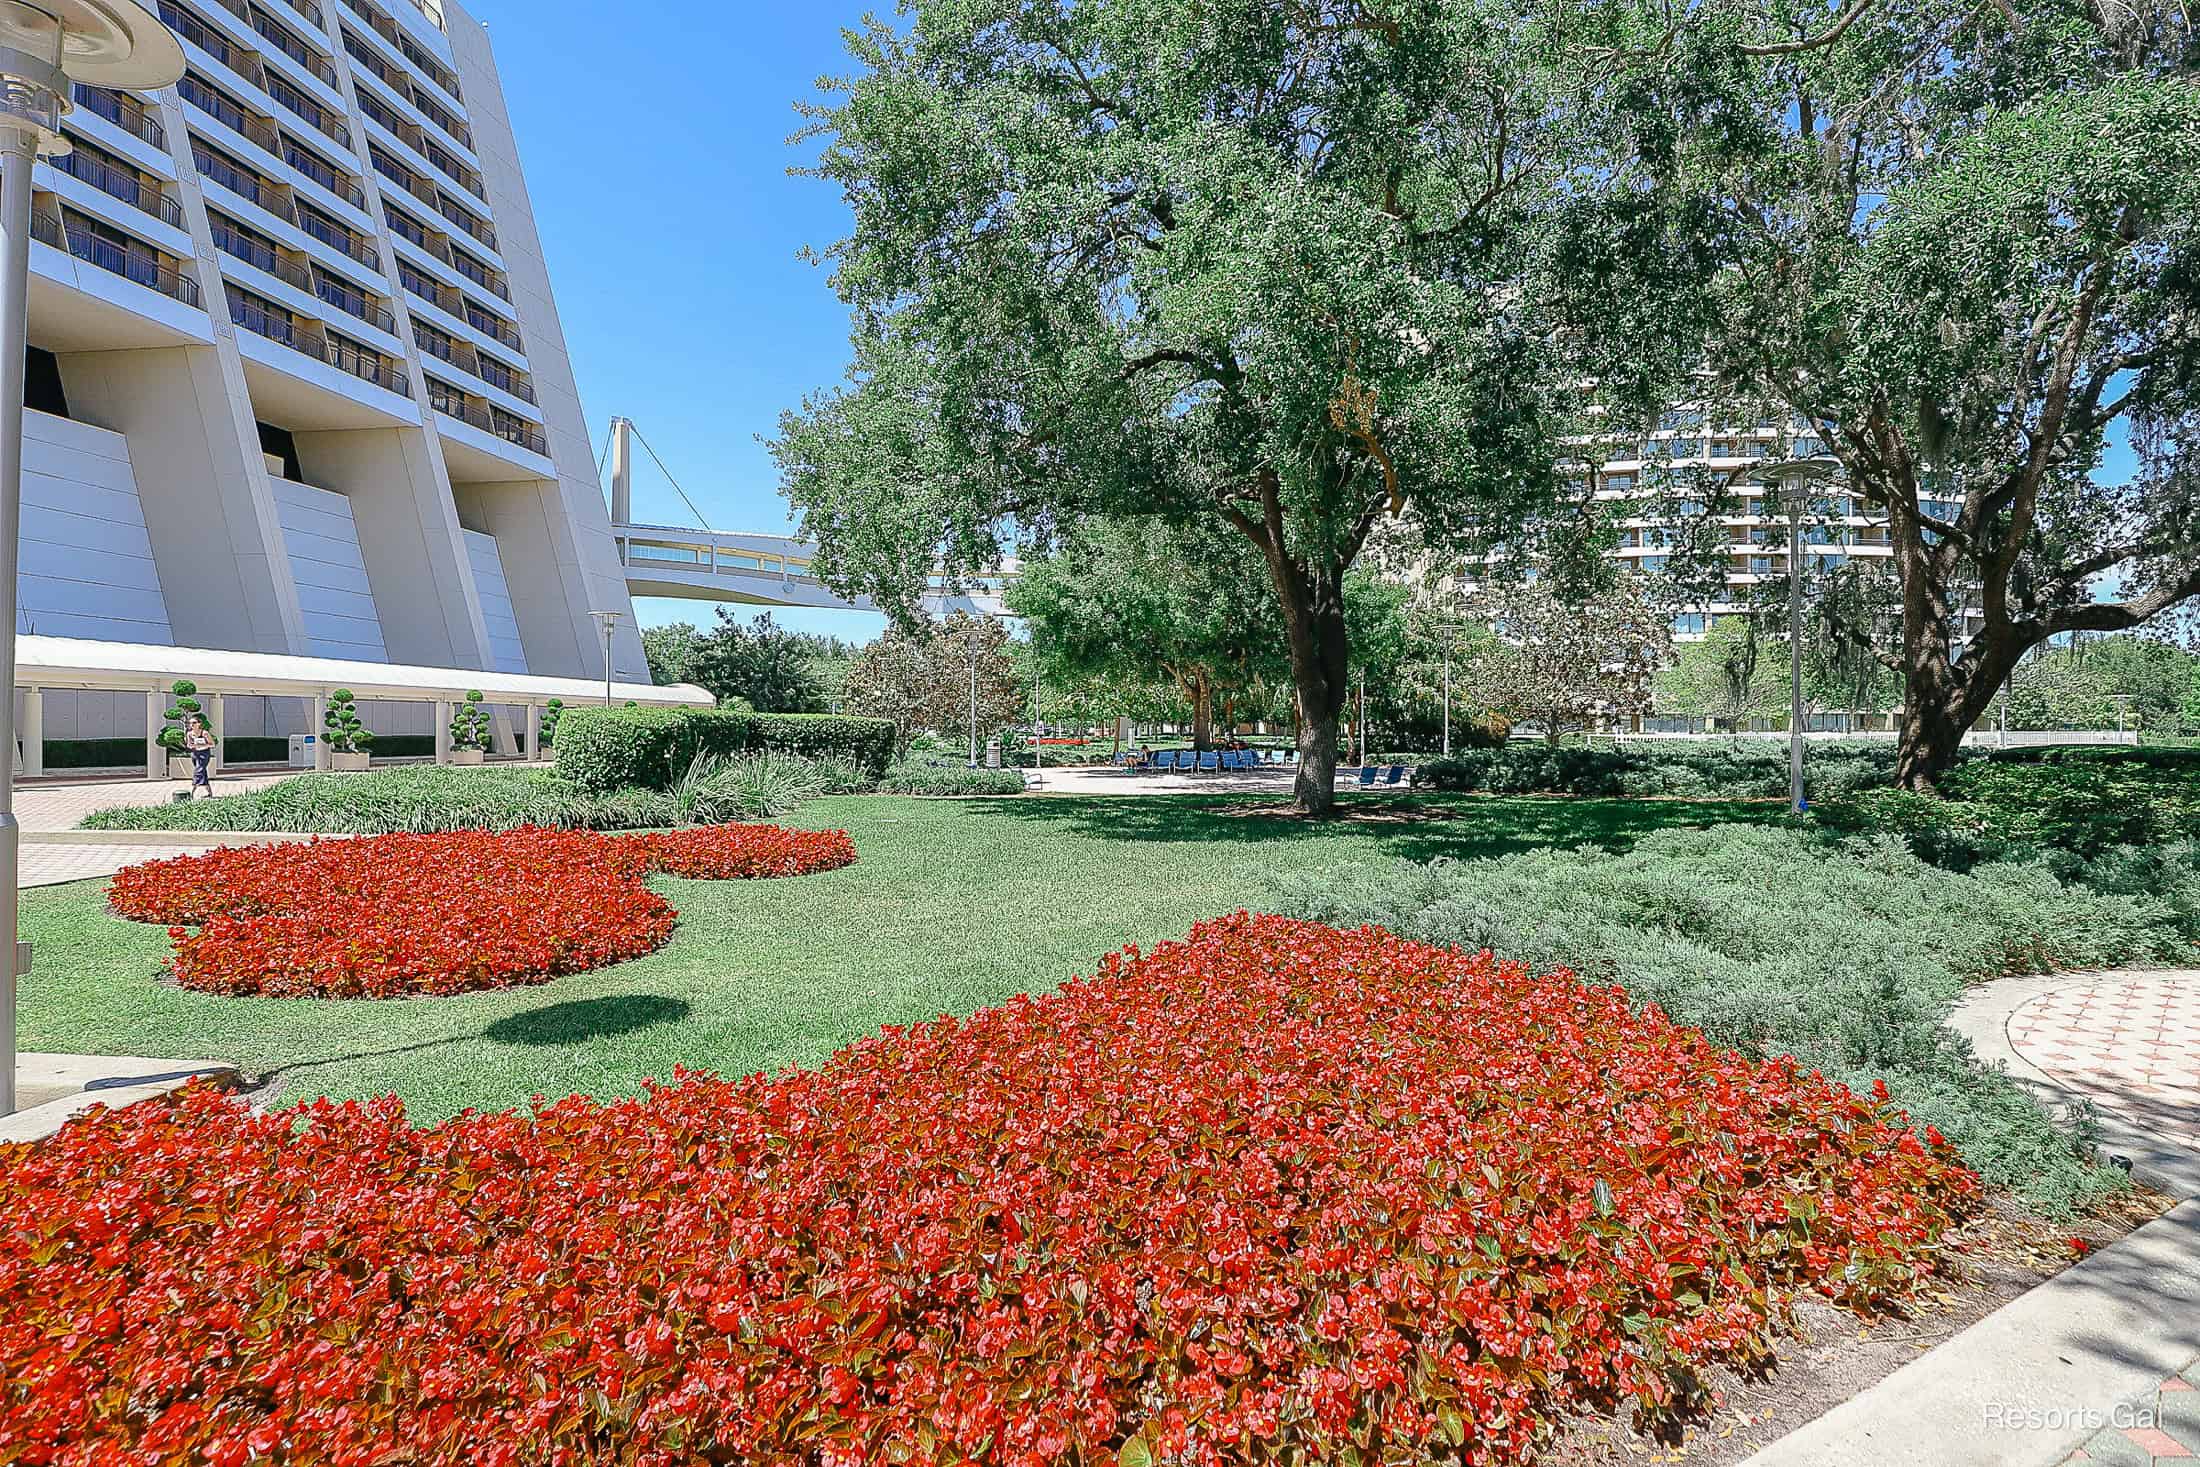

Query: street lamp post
[[0, 1, 184, 1118], [1742, 456, 1841, 817], [589, 610, 621, 706], [1442, 637, 1452, 758]]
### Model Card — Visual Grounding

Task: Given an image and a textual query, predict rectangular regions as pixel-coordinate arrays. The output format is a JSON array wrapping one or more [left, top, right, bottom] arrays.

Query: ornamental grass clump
[[106, 823, 857, 998], [0, 914, 1975, 1465]]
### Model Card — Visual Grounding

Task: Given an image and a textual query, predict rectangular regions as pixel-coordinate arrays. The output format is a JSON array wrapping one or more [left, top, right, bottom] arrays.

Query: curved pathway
[[1745, 968, 2200, 1467], [2004, 972, 2200, 1165]]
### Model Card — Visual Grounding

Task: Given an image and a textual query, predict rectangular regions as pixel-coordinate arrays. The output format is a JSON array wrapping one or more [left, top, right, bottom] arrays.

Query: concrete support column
[[145, 687, 164, 779], [434, 701, 452, 765], [206, 692, 224, 776], [311, 693, 329, 770], [18, 688, 38, 778], [523, 704, 540, 762]]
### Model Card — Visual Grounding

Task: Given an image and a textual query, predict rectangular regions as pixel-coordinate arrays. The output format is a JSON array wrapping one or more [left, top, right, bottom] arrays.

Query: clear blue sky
[[477, 0, 2142, 643], [474, 0, 888, 639]]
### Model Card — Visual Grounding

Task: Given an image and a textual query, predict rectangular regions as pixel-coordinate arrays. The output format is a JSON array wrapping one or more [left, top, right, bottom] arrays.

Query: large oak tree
[[1630, 0, 2200, 787], [773, 0, 1696, 813]]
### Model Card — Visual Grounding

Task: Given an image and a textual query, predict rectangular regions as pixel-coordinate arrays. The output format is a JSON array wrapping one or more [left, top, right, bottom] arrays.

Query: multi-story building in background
[[1566, 409, 1973, 643], [18, 0, 644, 744]]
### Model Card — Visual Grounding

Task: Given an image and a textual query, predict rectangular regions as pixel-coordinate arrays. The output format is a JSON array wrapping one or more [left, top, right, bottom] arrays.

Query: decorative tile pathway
[[2059, 1356, 2200, 1464], [2009, 974, 2200, 1159]]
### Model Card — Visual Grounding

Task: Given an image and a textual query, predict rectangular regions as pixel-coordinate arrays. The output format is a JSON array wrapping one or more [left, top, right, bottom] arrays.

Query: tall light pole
[[1442, 637, 1452, 758], [589, 610, 622, 706], [1744, 456, 1840, 815], [0, 2, 184, 1118]]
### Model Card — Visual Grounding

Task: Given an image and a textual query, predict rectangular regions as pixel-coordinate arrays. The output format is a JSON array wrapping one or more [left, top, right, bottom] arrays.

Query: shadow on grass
[[261, 994, 694, 1085], [968, 792, 1787, 861], [484, 995, 692, 1047]]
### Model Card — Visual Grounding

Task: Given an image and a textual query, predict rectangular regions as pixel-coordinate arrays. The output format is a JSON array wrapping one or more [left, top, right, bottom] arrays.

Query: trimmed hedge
[[1820, 748, 2200, 862], [554, 706, 895, 791], [1411, 738, 1906, 799], [874, 762, 1028, 796]]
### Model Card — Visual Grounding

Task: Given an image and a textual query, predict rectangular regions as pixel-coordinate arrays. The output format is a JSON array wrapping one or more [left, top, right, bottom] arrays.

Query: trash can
[[287, 733, 315, 768], [984, 737, 1001, 769]]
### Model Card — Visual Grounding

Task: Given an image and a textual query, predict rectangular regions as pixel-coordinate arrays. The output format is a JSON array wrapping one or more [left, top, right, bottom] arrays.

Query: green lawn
[[19, 792, 1780, 1122]]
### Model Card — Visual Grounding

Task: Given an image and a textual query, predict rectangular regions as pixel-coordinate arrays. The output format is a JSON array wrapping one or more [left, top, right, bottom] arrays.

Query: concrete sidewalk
[[1743, 1203, 2200, 1467], [2, 1053, 237, 1144], [1746, 969, 2200, 1466]]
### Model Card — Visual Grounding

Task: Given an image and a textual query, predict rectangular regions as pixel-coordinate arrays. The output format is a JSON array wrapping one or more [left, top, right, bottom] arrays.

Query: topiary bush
[[449, 690, 490, 752], [539, 697, 564, 748], [157, 680, 201, 755], [554, 706, 895, 790], [322, 689, 373, 756]]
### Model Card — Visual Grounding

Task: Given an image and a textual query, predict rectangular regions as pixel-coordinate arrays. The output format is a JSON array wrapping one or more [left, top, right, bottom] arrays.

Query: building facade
[[18, 0, 644, 743], [1569, 410, 1976, 643]]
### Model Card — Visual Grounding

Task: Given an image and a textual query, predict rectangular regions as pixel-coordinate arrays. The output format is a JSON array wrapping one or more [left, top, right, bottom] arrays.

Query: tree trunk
[[1277, 588, 1350, 817], [1895, 696, 1968, 792], [1894, 592, 2023, 792], [1192, 673, 1214, 751]]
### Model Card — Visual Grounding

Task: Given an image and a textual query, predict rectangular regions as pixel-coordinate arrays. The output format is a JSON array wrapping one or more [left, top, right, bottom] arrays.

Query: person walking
[[182, 712, 215, 797]]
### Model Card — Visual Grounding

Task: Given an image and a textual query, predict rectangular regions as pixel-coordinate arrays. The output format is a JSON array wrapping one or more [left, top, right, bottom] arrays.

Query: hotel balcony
[[227, 285, 418, 430], [425, 374, 553, 480]]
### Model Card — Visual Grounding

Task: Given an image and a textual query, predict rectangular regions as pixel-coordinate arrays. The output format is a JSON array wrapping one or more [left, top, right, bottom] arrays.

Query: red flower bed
[[627, 823, 859, 880], [0, 915, 1975, 1465], [105, 824, 855, 999]]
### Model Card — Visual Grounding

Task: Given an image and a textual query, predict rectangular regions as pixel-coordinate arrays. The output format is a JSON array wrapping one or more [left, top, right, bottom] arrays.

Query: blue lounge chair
[[1385, 764, 1407, 785], [1158, 750, 1182, 771], [1357, 765, 1378, 785], [1196, 750, 1221, 773], [1219, 751, 1238, 771]]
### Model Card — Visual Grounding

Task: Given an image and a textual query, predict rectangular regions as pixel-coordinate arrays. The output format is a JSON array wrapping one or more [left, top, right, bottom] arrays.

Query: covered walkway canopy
[[11, 635, 711, 776]]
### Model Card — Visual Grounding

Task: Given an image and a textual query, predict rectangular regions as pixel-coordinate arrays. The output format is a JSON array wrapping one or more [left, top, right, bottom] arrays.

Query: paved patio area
[[2009, 973, 2200, 1164]]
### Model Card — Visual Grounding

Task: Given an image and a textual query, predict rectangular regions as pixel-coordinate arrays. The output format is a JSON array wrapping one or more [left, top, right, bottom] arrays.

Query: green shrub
[[1819, 750, 2200, 863], [81, 767, 682, 834], [449, 690, 490, 752], [874, 762, 1027, 796], [323, 689, 373, 755], [157, 680, 200, 755], [1411, 738, 1904, 799], [554, 707, 895, 790], [1268, 825, 2193, 1216], [219, 738, 290, 764], [41, 739, 146, 770]]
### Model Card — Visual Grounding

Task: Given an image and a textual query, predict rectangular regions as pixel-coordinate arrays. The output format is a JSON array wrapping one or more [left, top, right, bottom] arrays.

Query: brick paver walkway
[[2009, 973, 2200, 1158], [2060, 1355, 2200, 1465]]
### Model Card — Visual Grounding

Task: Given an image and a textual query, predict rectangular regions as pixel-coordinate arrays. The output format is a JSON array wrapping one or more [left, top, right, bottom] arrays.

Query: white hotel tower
[[16, 0, 647, 747]]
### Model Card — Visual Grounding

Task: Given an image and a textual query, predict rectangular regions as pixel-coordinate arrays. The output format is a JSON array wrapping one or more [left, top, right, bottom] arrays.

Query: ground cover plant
[[1270, 825, 2195, 1215], [107, 825, 856, 998], [0, 915, 1976, 1465], [875, 759, 1028, 795]]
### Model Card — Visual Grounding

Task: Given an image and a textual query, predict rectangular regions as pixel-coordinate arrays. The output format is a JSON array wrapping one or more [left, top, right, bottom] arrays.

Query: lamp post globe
[[0, 1, 183, 1116]]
